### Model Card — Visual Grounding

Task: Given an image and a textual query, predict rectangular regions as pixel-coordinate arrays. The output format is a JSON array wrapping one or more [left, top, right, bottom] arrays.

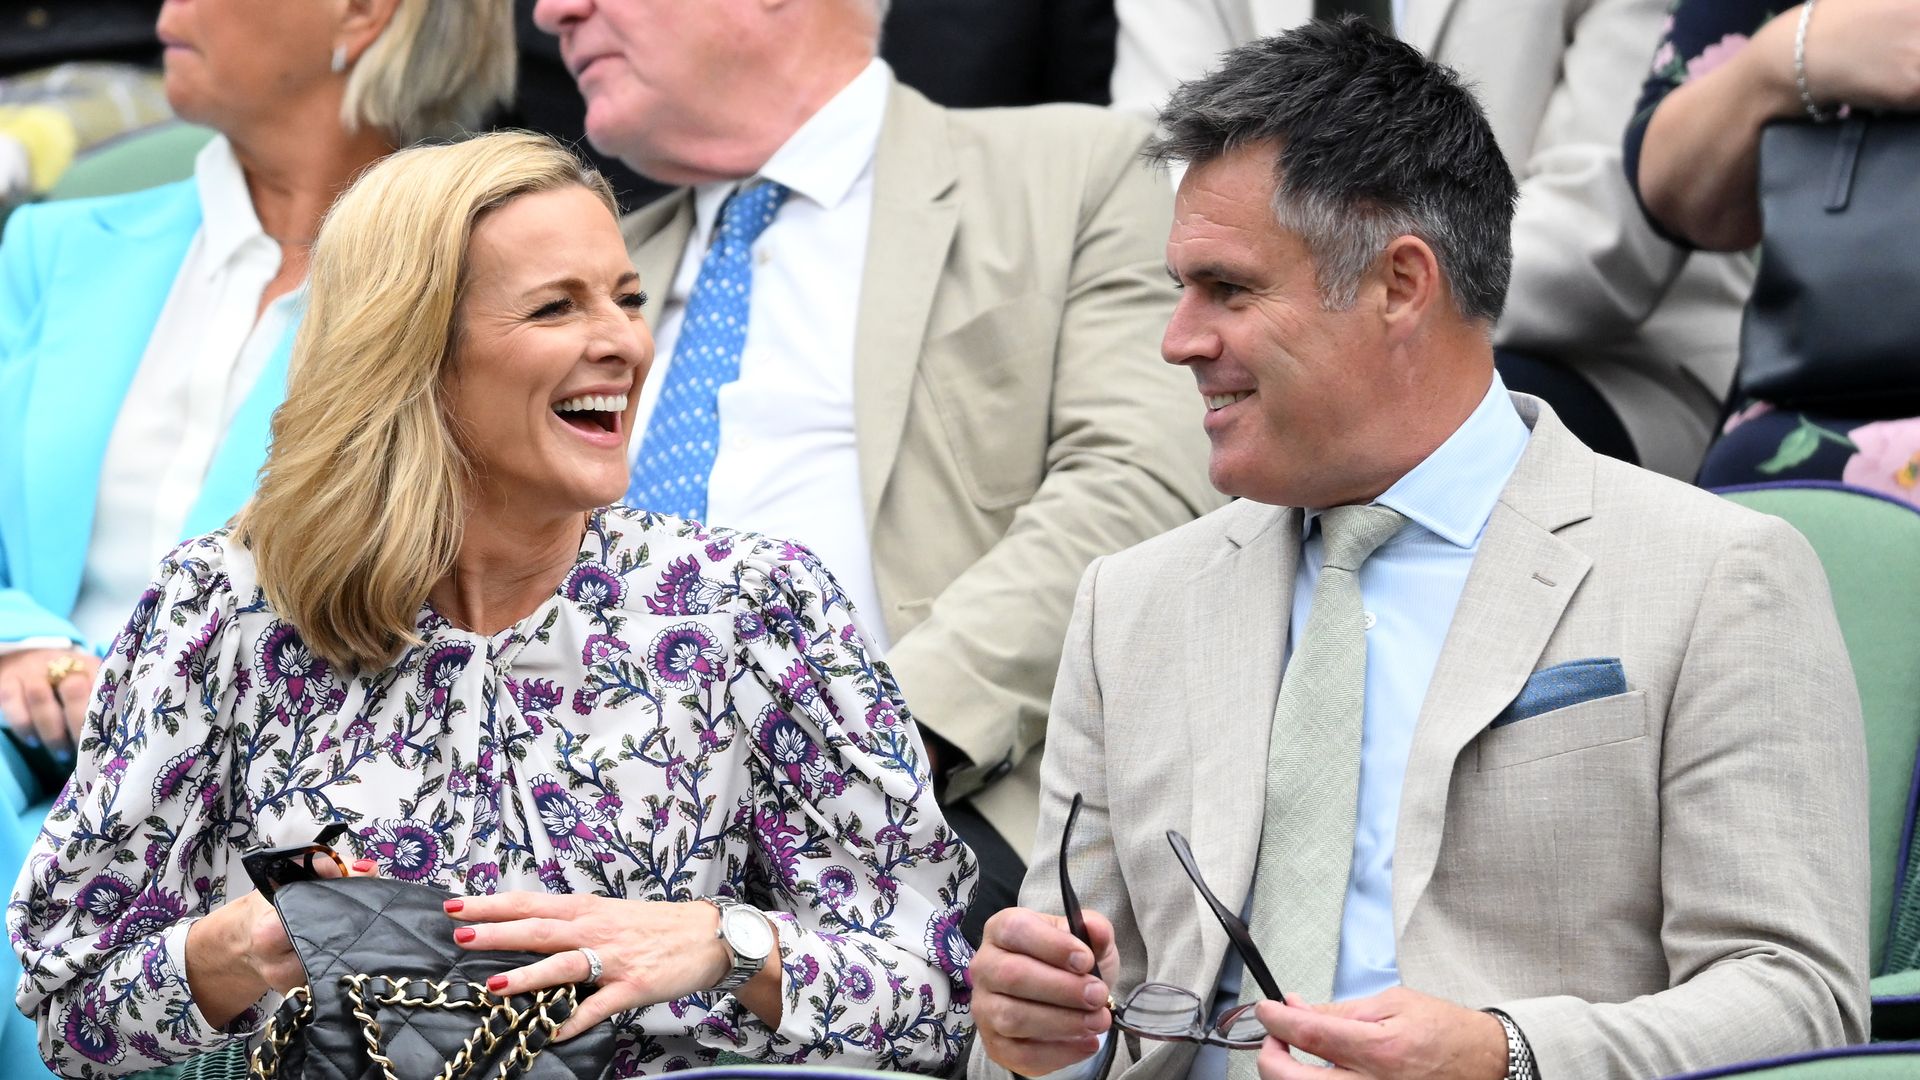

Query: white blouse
[[12, 508, 975, 1076]]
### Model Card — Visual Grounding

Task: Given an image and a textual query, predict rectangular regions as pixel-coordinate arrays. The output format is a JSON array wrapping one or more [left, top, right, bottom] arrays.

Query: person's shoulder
[[5, 178, 198, 243], [1088, 498, 1272, 591], [589, 506, 836, 610], [1588, 455, 1794, 542], [154, 527, 252, 599], [938, 97, 1156, 171], [944, 97, 1152, 146]]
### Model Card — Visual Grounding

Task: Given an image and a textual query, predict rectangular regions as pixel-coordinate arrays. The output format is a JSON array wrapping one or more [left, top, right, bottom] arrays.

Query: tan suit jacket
[[1110, 0, 1755, 478], [623, 80, 1221, 850], [971, 397, 1870, 1080]]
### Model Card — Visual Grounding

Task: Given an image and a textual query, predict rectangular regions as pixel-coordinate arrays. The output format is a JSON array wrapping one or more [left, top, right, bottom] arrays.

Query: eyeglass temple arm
[[1059, 793, 1105, 983], [1164, 830, 1284, 1002]]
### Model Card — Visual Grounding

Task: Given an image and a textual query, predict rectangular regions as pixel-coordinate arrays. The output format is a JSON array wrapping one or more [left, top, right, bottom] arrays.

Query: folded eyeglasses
[[1058, 793, 1284, 1079]]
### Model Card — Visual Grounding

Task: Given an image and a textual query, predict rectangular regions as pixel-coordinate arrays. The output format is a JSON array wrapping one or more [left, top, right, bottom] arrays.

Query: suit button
[[26, 7, 50, 28]]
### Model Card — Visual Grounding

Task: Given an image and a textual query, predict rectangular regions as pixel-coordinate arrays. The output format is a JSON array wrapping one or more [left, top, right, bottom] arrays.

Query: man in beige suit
[[1110, 0, 1753, 479], [972, 21, 1867, 1080], [531, 0, 1218, 936]]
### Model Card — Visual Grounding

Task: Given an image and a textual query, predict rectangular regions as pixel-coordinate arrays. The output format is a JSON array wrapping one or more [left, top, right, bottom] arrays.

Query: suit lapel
[[623, 190, 695, 321], [1391, 399, 1595, 938], [20, 183, 202, 612], [1399, 0, 1459, 53], [853, 81, 959, 527], [1183, 502, 1298, 969]]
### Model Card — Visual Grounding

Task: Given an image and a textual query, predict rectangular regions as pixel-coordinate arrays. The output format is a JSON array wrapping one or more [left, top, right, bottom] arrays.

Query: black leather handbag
[[1739, 112, 1920, 415], [248, 877, 617, 1080]]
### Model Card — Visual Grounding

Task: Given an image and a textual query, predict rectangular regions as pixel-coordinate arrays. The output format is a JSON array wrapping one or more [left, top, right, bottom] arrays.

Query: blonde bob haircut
[[344, 0, 517, 147], [238, 132, 617, 672]]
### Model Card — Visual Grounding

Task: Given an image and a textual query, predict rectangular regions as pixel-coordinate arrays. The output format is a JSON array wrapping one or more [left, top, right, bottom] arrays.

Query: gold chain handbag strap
[[249, 987, 314, 1080], [247, 976, 579, 1080]]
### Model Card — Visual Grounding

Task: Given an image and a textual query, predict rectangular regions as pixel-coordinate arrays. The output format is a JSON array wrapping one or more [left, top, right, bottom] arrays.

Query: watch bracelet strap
[[710, 898, 766, 991], [1486, 1009, 1539, 1080]]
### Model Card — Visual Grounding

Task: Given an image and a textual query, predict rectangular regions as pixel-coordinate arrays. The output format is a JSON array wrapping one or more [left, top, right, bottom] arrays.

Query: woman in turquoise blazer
[[0, 3, 515, 1075]]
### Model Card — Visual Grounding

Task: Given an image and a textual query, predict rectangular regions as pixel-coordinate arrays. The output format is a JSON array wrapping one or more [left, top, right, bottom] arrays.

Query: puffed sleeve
[[8, 534, 254, 1077], [693, 538, 976, 1073]]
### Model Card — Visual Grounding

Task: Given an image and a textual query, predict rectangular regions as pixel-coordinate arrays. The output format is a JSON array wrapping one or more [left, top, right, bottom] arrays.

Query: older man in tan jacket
[[972, 20, 1866, 1080], [533, 0, 1219, 937]]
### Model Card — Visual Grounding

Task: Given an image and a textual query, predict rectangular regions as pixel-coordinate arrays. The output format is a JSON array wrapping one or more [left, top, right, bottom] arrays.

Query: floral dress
[[1625, 0, 1920, 506], [7, 506, 976, 1078]]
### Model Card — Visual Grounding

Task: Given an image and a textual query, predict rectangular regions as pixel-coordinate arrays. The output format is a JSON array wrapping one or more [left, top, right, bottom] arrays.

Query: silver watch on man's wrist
[[707, 898, 776, 991], [1488, 1009, 1538, 1080]]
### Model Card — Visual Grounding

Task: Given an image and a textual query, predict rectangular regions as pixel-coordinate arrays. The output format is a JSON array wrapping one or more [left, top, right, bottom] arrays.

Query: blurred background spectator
[[502, 0, 1120, 212], [1629, 0, 1920, 507]]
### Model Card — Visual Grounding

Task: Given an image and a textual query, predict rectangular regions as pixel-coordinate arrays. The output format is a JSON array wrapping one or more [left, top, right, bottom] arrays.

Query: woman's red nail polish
[[454, 927, 477, 944], [443, 898, 464, 913], [487, 975, 508, 993], [353, 859, 375, 874]]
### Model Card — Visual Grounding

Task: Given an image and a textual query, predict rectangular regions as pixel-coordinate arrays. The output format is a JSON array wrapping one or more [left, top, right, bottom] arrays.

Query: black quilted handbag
[[247, 877, 617, 1080]]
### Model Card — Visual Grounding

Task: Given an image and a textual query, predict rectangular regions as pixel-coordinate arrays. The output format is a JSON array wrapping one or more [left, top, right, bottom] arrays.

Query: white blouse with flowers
[[9, 507, 975, 1077]]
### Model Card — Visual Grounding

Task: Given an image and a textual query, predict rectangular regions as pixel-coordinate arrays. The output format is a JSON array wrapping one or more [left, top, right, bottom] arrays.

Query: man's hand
[[1254, 987, 1508, 1080], [972, 906, 1121, 1077]]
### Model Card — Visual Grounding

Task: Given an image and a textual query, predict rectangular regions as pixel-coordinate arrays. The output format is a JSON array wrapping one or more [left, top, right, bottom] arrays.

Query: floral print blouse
[[1623, 1, 1920, 506], [8, 507, 976, 1077]]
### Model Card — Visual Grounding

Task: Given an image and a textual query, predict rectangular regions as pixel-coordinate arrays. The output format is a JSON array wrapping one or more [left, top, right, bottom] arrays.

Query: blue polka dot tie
[[626, 180, 791, 520]]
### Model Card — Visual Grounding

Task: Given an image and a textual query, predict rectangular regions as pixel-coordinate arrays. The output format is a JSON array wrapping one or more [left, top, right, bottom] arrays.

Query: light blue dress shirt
[[1187, 376, 1530, 1080], [1310, 374, 1530, 998]]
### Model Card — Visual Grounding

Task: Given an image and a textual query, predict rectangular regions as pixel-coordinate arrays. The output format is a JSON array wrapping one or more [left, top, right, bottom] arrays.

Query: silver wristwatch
[[707, 898, 776, 991], [1488, 1009, 1538, 1080]]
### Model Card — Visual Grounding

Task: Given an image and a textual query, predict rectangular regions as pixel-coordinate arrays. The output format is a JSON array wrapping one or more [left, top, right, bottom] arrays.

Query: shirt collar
[[191, 135, 273, 280], [690, 58, 891, 229], [1303, 374, 1531, 550]]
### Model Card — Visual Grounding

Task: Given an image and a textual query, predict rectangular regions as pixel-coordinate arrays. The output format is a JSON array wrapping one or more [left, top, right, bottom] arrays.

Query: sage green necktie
[[1227, 504, 1405, 1079]]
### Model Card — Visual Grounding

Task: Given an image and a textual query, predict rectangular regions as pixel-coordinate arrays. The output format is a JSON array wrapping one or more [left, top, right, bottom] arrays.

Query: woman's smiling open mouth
[[553, 392, 627, 436]]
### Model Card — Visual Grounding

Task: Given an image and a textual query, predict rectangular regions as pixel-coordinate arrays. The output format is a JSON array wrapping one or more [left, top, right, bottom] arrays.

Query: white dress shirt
[[633, 60, 892, 650], [64, 136, 301, 649]]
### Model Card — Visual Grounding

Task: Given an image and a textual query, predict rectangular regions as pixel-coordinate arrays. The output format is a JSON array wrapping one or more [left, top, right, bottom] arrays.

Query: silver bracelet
[[1795, 0, 1838, 123]]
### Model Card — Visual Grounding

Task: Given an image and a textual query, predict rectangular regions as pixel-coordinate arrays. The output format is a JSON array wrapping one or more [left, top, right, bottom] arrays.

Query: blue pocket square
[[1491, 658, 1628, 728]]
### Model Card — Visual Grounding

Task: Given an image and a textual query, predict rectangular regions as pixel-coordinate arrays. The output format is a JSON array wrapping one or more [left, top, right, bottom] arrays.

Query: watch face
[[724, 906, 775, 961]]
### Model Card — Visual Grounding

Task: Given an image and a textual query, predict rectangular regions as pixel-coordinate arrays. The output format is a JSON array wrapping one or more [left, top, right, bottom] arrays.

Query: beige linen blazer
[[623, 79, 1221, 850], [970, 396, 1870, 1080], [1110, 0, 1755, 478]]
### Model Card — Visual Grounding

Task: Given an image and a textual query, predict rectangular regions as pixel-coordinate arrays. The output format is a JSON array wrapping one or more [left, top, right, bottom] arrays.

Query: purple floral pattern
[[9, 507, 974, 1077]]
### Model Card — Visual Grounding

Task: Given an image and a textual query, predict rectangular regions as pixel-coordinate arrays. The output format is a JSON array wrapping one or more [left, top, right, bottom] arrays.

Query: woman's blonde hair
[[344, 0, 518, 146], [237, 132, 617, 671]]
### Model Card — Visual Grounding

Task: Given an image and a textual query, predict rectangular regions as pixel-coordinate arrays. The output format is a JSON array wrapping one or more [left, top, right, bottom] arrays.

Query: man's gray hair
[[1146, 18, 1518, 322]]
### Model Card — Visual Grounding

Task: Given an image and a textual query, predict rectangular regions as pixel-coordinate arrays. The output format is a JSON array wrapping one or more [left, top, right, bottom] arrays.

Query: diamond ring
[[577, 945, 604, 985]]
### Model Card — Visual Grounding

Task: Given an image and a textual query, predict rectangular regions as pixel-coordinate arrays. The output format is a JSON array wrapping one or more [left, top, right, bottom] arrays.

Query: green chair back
[[45, 121, 214, 202], [1717, 483, 1920, 978]]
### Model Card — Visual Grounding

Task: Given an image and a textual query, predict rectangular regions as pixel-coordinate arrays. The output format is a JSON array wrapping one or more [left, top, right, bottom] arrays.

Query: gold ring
[[45, 656, 82, 688]]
